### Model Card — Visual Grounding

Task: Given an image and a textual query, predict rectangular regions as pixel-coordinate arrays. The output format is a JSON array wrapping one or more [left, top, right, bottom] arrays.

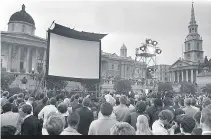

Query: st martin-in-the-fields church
[[169, 2, 205, 84]]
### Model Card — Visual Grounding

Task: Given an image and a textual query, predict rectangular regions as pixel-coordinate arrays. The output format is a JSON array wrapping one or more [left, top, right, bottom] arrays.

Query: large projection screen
[[47, 31, 101, 80]]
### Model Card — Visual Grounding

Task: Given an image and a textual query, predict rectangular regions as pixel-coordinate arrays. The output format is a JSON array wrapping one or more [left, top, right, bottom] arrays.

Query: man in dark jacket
[[33, 97, 48, 118], [76, 98, 94, 135], [20, 104, 42, 135]]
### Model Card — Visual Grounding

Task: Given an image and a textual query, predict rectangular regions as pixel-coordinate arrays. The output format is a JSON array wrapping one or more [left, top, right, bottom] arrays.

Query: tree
[[180, 81, 196, 94], [1, 72, 16, 91], [203, 83, 211, 96], [158, 82, 173, 93], [46, 77, 68, 90], [113, 79, 132, 96]]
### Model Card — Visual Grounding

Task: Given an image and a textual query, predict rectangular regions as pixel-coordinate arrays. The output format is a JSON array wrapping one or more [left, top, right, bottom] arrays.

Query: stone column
[[17, 46, 21, 72], [181, 70, 184, 82], [33, 48, 38, 73], [177, 71, 180, 83], [7, 45, 12, 72], [191, 69, 194, 83], [186, 70, 189, 82], [43, 49, 46, 71], [174, 71, 176, 83], [26, 47, 31, 73]]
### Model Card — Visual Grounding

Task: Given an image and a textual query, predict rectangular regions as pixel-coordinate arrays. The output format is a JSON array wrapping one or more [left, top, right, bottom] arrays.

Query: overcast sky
[[1, 0, 211, 65]]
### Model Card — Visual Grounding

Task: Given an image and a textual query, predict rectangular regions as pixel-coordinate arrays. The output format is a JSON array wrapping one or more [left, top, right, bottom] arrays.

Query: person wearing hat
[[88, 102, 118, 135]]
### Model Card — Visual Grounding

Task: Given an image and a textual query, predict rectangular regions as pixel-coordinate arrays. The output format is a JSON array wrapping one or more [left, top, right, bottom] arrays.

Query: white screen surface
[[48, 32, 100, 79]]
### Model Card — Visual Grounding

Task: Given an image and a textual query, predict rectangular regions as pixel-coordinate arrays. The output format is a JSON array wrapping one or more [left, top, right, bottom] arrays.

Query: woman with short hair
[[136, 115, 153, 135]]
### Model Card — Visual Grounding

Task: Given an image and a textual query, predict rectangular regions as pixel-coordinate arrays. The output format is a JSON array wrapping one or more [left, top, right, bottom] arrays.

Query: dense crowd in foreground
[[1, 90, 211, 135]]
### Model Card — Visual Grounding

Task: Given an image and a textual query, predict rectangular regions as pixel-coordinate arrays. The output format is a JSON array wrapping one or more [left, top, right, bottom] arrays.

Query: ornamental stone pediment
[[170, 59, 192, 70]]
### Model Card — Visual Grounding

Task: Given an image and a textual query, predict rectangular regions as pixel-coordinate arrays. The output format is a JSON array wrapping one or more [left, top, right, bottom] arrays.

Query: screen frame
[[45, 29, 101, 83]]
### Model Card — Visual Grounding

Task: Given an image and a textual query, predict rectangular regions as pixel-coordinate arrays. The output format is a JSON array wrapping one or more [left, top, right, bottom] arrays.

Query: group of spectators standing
[[1, 90, 211, 135]]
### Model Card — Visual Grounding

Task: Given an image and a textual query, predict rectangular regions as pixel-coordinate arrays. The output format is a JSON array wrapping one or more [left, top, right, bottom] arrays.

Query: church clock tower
[[184, 2, 204, 63]]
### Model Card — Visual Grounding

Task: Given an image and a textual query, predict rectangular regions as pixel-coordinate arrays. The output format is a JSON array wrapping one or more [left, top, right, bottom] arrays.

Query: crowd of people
[[1, 89, 211, 135]]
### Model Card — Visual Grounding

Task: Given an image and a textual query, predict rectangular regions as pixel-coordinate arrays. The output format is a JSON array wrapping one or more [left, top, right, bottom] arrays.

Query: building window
[[12, 24, 14, 31], [118, 65, 120, 70], [197, 53, 200, 58], [189, 28, 191, 33], [22, 25, 25, 32], [127, 66, 129, 71], [188, 43, 190, 50], [112, 64, 114, 69], [192, 28, 194, 30], [197, 43, 200, 50], [195, 28, 197, 32]]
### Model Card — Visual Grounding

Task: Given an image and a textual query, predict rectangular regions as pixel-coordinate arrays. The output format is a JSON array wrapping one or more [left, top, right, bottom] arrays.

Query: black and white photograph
[[1, 0, 211, 136]]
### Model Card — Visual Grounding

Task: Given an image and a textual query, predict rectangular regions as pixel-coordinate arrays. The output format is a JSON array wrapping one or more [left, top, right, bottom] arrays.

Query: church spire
[[190, 1, 196, 25]]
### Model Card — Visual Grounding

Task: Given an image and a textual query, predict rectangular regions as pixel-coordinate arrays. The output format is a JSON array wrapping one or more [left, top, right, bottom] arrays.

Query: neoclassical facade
[[1, 4, 148, 92], [169, 3, 204, 83], [1, 5, 47, 74]]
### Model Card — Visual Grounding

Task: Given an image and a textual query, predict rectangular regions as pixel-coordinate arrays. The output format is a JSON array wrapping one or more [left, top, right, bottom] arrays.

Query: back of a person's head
[[184, 98, 192, 106], [180, 115, 196, 133], [158, 110, 174, 122], [110, 122, 136, 135], [8, 96, 14, 103], [17, 93, 24, 99], [153, 98, 163, 108], [67, 112, 80, 127], [78, 97, 83, 104], [191, 98, 197, 106], [82, 98, 91, 107], [129, 98, 135, 105], [39, 93, 45, 100], [100, 102, 113, 116], [28, 97, 35, 102], [136, 115, 152, 135], [174, 109, 185, 117], [2, 102, 13, 113], [49, 97, 57, 106], [57, 102, 68, 114], [24, 95, 29, 101], [1, 125, 16, 135], [202, 98, 211, 108], [173, 96, 180, 104], [163, 98, 172, 107], [21, 104, 32, 114], [193, 111, 201, 125], [46, 114, 65, 135], [42, 97, 49, 104], [13, 94, 18, 100], [2, 91, 9, 97], [201, 104, 211, 129], [119, 95, 127, 105], [135, 101, 147, 113], [74, 93, 80, 100], [115, 97, 120, 105]]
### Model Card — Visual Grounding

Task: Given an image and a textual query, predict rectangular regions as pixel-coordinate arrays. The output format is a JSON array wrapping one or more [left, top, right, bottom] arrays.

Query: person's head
[[46, 114, 65, 135], [173, 96, 180, 105], [57, 102, 68, 114], [2, 91, 9, 98], [129, 98, 135, 106], [191, 98, 197, 106], [17, 93, 24, 99], [13, 94, 18, 100], [110, 122, 136, 135], [24, 95, 29, 101], [153, 98, 163, 108], [2, 102, 13, 113], [174, 109, 185, 118], [78, 97, 83, 104], [39, 93, 45, 100], [179, 115, 196, 133], [163, 98, 173, 107], [193, 111, 201, 127], [67, 112, 80, 128], [200, 104, 211, 131], [136, 115, 152, 135], [115, 97, 120, 105], [119, 95, 127, 105], [202, 98, 211, 109], [63, 98, 70, 106], [42, 97, 49, 105], [16, 98, 24, 106], [158, 110, 174, 126], [1, 125, 16, 135], [8, 96, 14, 103], [135, 101, 147, 113], [19, 104, 32, 117], [28, 97, 35, 104], [100, 102, 113, 116], [74, 93, 80, 100], [49, 97, 57, 106], [82, 98, 91, 107], [184, 98, 192, 107]]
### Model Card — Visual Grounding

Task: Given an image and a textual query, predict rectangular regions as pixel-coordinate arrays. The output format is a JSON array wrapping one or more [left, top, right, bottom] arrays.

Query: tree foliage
[[158, 82, 173, 93], [113, 79, 132, 96], [180, 81, 196, 94], [1, 72, 16, 91], [46, 77, 68, 90], [203, 83, 211, 95]]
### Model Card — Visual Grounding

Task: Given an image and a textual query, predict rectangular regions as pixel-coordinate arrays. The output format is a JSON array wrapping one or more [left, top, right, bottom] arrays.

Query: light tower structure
[[133, 39, 162, 91]]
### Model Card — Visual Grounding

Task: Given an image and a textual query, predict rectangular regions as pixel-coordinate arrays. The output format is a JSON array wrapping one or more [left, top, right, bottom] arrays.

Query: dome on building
[[121, 44, 127, 49], [9, 4, 35, 26]]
